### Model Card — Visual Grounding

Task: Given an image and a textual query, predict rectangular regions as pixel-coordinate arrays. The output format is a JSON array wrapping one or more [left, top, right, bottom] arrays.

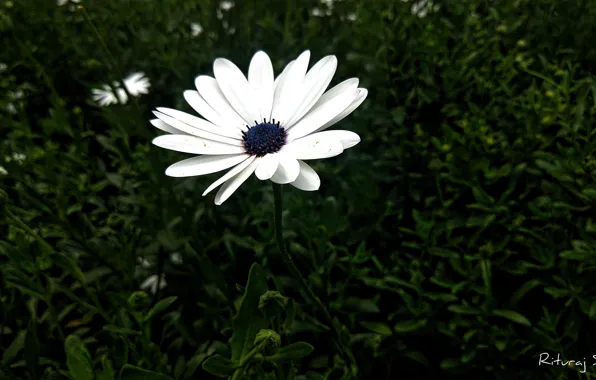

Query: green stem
[[230, 345, 263, 380], [6, 209, 54, 254], [271, 183, 357, 373]]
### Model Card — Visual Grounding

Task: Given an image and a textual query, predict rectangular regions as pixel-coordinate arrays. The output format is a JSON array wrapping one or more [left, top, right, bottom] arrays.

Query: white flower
[[11, 153, 25, 162], [311, 8, 325, 17], [346, 13, 357, 21], [6, 103, 16, 114], [137, 257, 153, 269], [56, 0, 80, 6], [170, 252, 183, 265], [91, 72, 150, 106], [0, 166, 7, 175], [409, 0, 438, 18], [191, 22, 203, 36], [0, 63, 7, 72], [140, 274, 166, 294], [219, 0, 234, 10], [151, 50, 367, 205]]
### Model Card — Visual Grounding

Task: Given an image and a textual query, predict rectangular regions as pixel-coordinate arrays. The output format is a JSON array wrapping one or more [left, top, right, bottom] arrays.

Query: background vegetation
[[2, 0, 596, 379]]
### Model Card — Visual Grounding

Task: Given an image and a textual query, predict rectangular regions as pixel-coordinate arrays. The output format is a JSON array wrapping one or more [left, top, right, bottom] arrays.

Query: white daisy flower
[[170, 252, 183, 265], [140, 274, 166, 294], [11, 153, 26, 162], [311, 8, 325, 17], [91, 72, 150, 107], [6, 103, 16, 115], [0, 63, 7, 72], [151, 50, 367, 205], [137, 257, 153, 269], [219, 0, 234, 10], [0, 166, 7, 175], [56, 0, 80, 6], [190, 22, 203, 37], [346, 13, 357, 21]]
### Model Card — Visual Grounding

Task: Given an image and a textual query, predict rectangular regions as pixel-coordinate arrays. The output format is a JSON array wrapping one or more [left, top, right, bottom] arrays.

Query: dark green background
[[1, 0, 596, 379]]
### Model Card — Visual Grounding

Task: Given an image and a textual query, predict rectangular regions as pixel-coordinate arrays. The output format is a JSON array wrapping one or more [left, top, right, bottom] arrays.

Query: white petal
[[152, 135, 245, 155], [270, 51, 310, 126], [184, 90, 239, 132], [286, 89, 359, 142], [165, 154, 248, 177], [150, 118, 190, 135], [306, 130, 361, 149], [195, 75, 248, 131], [286, 55, 337, 128], [153, 111, 241, 145], [270, 151, 300, 184], [213, 58, 259, 124], [203, 155, 256, 195], [156, 107, 241, 139], [285, 134, 344, 160], [290, 160, 320, 191], [271, 60, 294, 122], [248, 51, 274, 121], [255, 153, 279, 180], [214, 158, 261, 205], [316, 88, 368, 133], [313, 78, 359, 109]]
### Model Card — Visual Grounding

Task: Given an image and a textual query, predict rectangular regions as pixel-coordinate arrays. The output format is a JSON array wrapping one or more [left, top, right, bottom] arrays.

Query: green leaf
[[2, 330, 25, 365], [393, 319, 427, 333], [24, 318, 39, 380], [589, 301, 596, 321], [493, 309, 531, 326], [96, 359, 115, 380], [64, 335, 94, 380], [360, 321, 393, 336], [119, 364, 173, 380], [102, 325, 141, 336], [201, 355, 239, 376], [304, 371, 325, 380], [144, 296, 177, 321], [447, 305, 482, 315], [268, 342, 314, 362], [229, 263, 269, 361], [51, 253, 86, 285], [111, 336, 128, 369]]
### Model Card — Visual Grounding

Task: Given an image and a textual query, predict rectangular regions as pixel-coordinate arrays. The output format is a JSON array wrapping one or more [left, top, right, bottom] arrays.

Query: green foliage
[[1, 0, 596, 379]]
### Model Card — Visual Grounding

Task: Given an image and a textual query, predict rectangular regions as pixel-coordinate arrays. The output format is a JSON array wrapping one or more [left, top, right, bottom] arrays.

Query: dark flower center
[[242, 119, 287, 157]]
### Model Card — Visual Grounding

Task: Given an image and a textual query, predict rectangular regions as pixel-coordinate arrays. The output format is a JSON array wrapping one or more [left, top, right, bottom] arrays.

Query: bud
[[254, 329, 281, 356], [258, 291, 287, 318], [545, 90, 554, 98], [516, 39, 527, 48], [127, 291, 150, 311]]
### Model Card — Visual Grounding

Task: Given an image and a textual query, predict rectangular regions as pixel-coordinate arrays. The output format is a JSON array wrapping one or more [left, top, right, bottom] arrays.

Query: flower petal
[[270, 151, 300, 184], [316, 88, 368, 133], [156, 107, 241, 139], [271, 50, 310, 126], [183, 90, 239, 132], [152, 135, 245, 155], [248, 51, 274, 121], [150, 118, 190, 135], [306, 130, 361, 149], [255, 153, 279, 180], [290, 160, 320, 191], [214, 158, 261, 205], [313, 78, 359, 109], [285, 133, 344, 160], [153, 111, 241, 145], [213, 58, 259, 124], [165, 154, 248, 177], [286, 55, 337, 128], [195, 75, 248, 131], [286, 89, 359, 142], [203, 155, 256, 195]]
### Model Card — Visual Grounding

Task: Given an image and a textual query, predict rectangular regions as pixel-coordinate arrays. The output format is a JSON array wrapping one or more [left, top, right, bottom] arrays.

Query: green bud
[[254, 329, 281, 356], [258, 291, 287, 318], [496, 24, 507, 33], [516, 39, 527, 48], [127, 291, 150, 311]]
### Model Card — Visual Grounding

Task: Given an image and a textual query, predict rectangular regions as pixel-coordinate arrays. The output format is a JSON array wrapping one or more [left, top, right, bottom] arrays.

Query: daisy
[[151, 50, 367, 205], [140, 274, 166, 294], [91, 72, 150, 107], [190, 22, 203, 37], [56, 0, 80, 6]]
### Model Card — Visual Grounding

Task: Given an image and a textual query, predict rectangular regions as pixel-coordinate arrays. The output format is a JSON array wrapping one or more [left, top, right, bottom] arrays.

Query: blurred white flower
[[0, 63, 7, 72], [11, 153, 26, 162], [91, 72, 150, 107], [140, 274, 166, 294], [6, 103, 16, 115], [137, 257, 153, 269], [170, 252, 183, 265], [0, 166, 7, 175], [56, 0, 80, 6], [311, 8, 325, 17], [220, 0, 234, 10], [191, 22, 203, 36], [347, 13, 357, 21], [406, 0, 439, 18]]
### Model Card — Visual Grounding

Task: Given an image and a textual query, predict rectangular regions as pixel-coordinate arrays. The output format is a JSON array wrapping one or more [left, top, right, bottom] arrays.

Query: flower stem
[[271, 183, 333, 324]]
